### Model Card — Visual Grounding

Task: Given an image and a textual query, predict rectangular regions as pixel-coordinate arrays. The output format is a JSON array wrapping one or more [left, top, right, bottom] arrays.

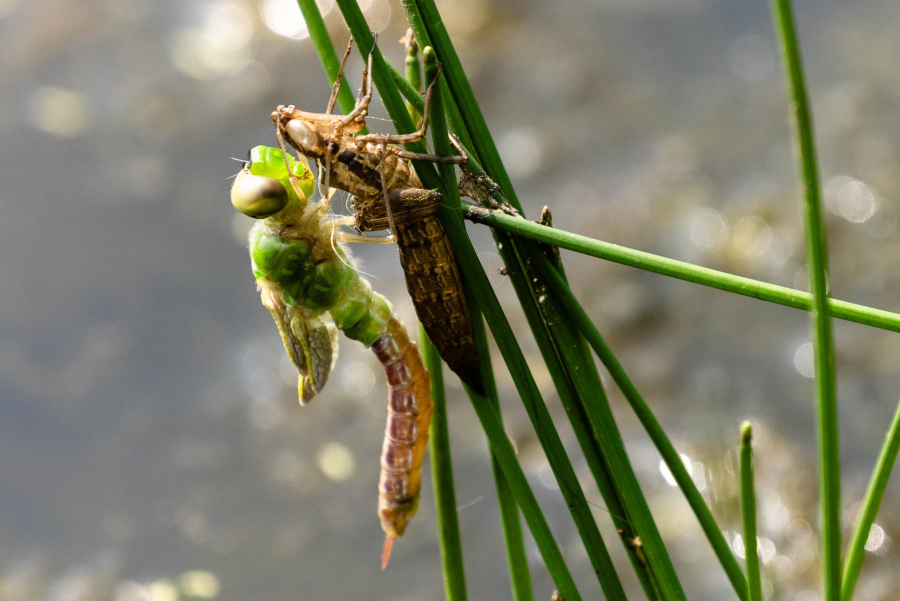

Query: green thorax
[[242, 145, 393, 346]]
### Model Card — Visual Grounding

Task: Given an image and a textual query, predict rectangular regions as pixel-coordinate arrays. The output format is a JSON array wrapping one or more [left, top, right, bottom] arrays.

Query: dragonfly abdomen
[[373, 317, 433, 542]]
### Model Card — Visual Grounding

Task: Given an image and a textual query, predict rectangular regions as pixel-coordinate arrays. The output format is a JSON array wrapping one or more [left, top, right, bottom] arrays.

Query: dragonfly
[[270, 36, 484, 394], [231, 144, 433, 567]]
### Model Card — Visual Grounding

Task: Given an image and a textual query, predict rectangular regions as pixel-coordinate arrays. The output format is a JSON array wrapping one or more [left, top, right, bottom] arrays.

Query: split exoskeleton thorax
[[272, 105, 419, 206]]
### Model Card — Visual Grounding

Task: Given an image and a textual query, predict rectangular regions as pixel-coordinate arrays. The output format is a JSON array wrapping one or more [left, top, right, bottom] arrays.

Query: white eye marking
[[286, 120, 319, 153]]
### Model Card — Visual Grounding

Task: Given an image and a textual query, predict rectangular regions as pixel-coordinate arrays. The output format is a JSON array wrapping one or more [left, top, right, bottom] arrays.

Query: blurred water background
[[2, 0, 900, 599]]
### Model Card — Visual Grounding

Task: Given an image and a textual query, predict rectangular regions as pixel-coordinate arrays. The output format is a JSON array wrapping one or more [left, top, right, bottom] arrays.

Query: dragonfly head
[[230, 164, 289, 218], [231, 146, 315, 218]]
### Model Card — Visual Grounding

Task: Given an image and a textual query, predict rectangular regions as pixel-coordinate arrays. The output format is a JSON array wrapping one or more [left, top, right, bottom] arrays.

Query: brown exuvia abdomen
[[354, 188, 483, 393]]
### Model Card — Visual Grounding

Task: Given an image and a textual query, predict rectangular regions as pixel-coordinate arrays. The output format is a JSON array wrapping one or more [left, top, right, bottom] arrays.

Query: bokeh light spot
[[689, 208, 728, 251], [29, 87, 91, 137], [0, 0, 19, 19], [317, 442, 355, 481], [261, 0, 331, 39], [178, 571, 221, 599], [340, 361, 376, 398], [146, 580, 179, 601], [865, 523, 886, 552], [733, 216, 773, 257], [205, 1, 253, 52], [170, 28, 246, 80], [498, 128, 542, 179], [659, 453, 692, 487], [825, 176, 878, 223], [793, 342, 814, 378], [727, 34, 775, 82]]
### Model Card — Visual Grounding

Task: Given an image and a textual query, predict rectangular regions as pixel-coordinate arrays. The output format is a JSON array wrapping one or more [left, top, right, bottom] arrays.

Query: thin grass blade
[[740, 423, 762, 601], [422, 327, 468, 601], [530, 249, 750, 601], [841, 398, 900, 600], [425, 47, 612, 598], [465, 207, 900, 334], [769, 1, 841, 597]]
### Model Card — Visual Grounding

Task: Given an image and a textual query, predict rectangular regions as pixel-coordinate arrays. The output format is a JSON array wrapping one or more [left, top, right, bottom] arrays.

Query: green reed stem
[[841, 398, 900, 601], [518, 242, 661, 599], [294, 0, 359, 119], [531, 250, 749, 601], [424, 50, 533, 599], [770, 1, 841, 597], [412, 0, 522, 211], [470, 308, 535, 601], [414, 20, 668, 593], [501, 244, 631, 598], [330, 4, 582, 592], [422, 328, 468, 601], [404, 31, 422, 122], [424, 47, 592, 599], [409, 3, 687, 596], [740, 423, 762, 601], [397, 0, 478, 158], [465, 207, 900, 335]]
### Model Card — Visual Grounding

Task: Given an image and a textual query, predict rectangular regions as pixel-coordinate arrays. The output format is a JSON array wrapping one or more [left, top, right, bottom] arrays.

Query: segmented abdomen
[[351, 187, 482, 392], [372, 316, 433, 540], [394, 212, 482, 393]]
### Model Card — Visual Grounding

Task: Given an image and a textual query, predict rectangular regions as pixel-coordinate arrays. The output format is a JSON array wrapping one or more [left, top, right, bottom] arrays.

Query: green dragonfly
[[231, 145, 433, 567]]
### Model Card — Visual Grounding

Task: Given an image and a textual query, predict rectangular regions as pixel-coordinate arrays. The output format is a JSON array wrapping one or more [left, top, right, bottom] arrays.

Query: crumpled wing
[[289, 314, 338, 404], [258, 279, 338, 404]]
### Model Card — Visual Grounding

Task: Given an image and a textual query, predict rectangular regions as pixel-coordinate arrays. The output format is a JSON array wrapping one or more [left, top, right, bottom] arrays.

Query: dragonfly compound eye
[[231, 169, 288, 218], [285, 119, 323, 156]]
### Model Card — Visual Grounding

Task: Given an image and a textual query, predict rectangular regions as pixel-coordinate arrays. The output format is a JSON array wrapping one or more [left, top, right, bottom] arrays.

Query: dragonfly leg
[[393, 148, 468, 164], [341, 34, 376, 126], [336, 231, 397, 245], [323, 214, 357, 228], [326, 37, 354, 115], [356, 64, 442, 147]]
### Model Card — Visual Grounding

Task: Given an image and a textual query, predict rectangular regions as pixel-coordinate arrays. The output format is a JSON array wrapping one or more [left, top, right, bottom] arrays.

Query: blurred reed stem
[[421, 328, 468, 601], [740, 423, 762, 601], [769, 0, 841, 598], [841, 398, 900, 600]]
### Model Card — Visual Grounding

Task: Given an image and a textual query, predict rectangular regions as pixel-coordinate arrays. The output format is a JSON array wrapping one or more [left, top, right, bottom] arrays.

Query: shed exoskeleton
[[271, 36, 484, 395]]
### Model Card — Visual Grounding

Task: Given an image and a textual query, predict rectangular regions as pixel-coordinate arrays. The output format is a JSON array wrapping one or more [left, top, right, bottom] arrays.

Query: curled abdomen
[[371, 316, 433, 550]]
